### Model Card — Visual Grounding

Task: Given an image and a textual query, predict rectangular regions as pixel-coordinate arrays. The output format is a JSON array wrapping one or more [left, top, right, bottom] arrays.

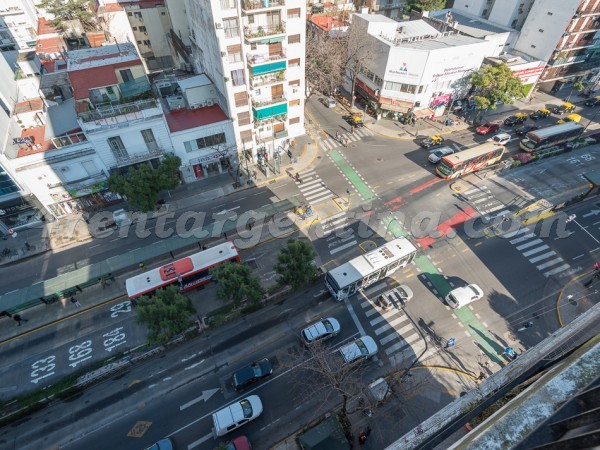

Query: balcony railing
[[252, 95, 286, 109], [549, 54, 589, 66], [256, 129, 288, 143], [244, 22, 286, 40], [250, 71, 286, 88], [242, 0, 285, 12], [247, 50, 286, 66], [253, 114, 287, 128], [114, 148, 165, 168], [78, 99, 160, 123]]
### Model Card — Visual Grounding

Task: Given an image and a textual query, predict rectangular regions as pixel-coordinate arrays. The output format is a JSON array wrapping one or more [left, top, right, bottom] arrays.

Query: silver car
[[339, 336, 378, 364], [301, 317, 341, 344], [428, 146, 455, 163]]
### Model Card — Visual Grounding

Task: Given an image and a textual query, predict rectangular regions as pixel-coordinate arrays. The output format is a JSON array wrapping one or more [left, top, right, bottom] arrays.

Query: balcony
[[253, 114, 287, 128], [78, 99, 163, 132], [549, 54, 590, 66], [242, 0, 285, 13], [250, 59, 287, 77], [250, 71, 286, 88], [114, 147, 165, 168], [247, 50, 286, 67], [256, 128, 288, 143], [244, 22, 286, 42], [252, 98, 287, 120]]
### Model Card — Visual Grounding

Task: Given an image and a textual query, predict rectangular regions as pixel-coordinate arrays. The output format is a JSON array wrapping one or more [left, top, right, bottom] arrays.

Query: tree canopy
[[405, 0, 447, 13], [210, 262, 264, 306], [38, 0, 95, 30], [305, 26, 346, 97], [274, 239, 318, 289], [468, 63, 525, 111], [135, 286, 196, 344], [107, 155, 181, 212]]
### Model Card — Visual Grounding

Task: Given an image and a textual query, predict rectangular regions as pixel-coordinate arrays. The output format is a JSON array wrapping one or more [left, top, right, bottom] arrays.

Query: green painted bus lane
[[327, 148, 503, 364]]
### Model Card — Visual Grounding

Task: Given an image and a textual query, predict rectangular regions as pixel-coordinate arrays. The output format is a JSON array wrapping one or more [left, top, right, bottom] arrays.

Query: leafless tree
[[305, 25, 346, 98]]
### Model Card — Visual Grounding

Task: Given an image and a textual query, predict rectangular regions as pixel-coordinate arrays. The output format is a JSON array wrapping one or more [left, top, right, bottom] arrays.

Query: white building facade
[[346, 15, 496, 121], [185, 0, 306, 179], [0, 0, 38, 52]]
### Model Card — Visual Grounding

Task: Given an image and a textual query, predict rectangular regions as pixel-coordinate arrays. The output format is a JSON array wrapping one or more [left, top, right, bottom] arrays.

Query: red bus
[[125, 241, 240, 299], [436, 142, 504, 179]]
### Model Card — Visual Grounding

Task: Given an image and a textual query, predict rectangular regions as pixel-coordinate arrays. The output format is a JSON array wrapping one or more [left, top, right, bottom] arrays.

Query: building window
[[289, 117, 300, 124], [223, 18, 239, 38], [137, 40, 142, 45], [120, 69, 134, 82], [108, 137, 128, 160], [132, 27, 138, 31], [197, 133, 226, 149], [127, 12, 133, 16], [234, 91, 248, 107], [134, 12, 142, 19], [220, 0, 236, 8], [106, 86, 115, 95], [288, 34, 300, 44], [143, 40, 151, 46], [289, 99, 300, 106], [288, 58, 300, 67], [238, 111, 250, 126], [231, 69, 245, 86], [547, 12, 553, 15], [384, 81, 416, 94], [141, 129, 158, 151], [289, 79, 300, 87], [139, 26, 147, 32], [287, 8, 301, 19], [227, 44, 242, 63]]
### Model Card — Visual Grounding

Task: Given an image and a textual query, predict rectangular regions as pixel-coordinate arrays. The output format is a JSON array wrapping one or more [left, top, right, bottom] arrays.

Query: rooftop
[[164, 105, 229, 133], [395, 19, 440, 39], [14, 98, 44, 115], [44, 98, 80, 139], [398, 33, 486, 50], [68, 60, 143, 100], [176, 74, 212, 92], [67, 42, 139, 71], [428, 9, 514, 38], [310, 15, 349, 33], [36, 35, 66, 57], [37, 17, 59, 36]]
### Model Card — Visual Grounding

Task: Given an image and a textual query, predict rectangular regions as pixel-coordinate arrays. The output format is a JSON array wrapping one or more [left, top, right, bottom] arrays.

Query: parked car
[[213, 396, 263, 437], [339, 336, 378, 364], [395, 285, 414, 303], [557, 113, 582, 124], [301, 317, 341, 344], [428, 146, 455, 163], [145, 438, 174, 450], [419, 135, 444, 148], [584, 96, 600, 107], [529, 108, 551, 120], [487, 133, 511, 145], [551, 102, 575, 115], [476, 122, 500, 135], [515, 125, 540, 136], [226, 436, 252, 450], [445, 284, 484, 309], [232, 358, 273, 390], [503, 113, 528, 126]]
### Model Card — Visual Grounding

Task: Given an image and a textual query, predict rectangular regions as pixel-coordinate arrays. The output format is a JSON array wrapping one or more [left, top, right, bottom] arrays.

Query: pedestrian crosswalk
[[318, 127, 375, 151], [294, 168, 334, 205], [358, 285, 425, 365], [463, 186, 510, 219], [504, 227, 571, 278], [320, 212, 357, 255]]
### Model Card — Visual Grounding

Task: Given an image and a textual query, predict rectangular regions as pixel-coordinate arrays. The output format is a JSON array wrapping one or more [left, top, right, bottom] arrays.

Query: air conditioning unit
[[215, 23, 222, 29], [221, 51, 227, 57], [206, 99, 214, 107]]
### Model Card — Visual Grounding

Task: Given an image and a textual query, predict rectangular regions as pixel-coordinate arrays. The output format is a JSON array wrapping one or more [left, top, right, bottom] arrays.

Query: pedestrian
[[336, 131, 340, 141], [446, 337, 456, 348], [351, 124, 355, 134], [223, 232, 228, 240], [25, 241, 31, 250], [130, 298, 138, 308], [13, 314, 28, 326], [70, 296, 82, 308], [247, 222, 253, 231], [358, 431, 367, 444], [477, 371, 486, 381]]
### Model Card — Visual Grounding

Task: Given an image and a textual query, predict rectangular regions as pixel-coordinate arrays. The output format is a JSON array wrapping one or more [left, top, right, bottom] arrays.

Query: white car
[[212, 395, 263, 437], [445, 284, 484, 309], [339, 336, 378, 364], [301, 317, 341, 344], [428, 146, 455, 163], [322, 97, 336, 108], [487, 133, 511, 145]]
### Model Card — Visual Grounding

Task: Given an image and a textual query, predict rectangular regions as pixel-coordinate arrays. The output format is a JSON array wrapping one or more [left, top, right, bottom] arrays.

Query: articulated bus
[[519, 122, 584, 153], [125, 242, 240, 299], [436, 142, 505, 180], [325, 238, 417, 301]]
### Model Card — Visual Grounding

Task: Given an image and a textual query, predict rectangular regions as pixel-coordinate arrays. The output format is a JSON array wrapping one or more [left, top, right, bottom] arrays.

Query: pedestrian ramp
[[319, 128, 374, 151]]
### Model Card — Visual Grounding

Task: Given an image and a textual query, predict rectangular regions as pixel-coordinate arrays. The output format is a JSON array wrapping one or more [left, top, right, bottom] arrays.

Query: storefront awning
[[413, 108, 435, 119], [379, 97, 412, 113]]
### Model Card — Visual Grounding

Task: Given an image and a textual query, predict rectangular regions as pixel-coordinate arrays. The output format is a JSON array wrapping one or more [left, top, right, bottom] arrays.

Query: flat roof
[[67, 42, 139, 71], [177, 74, 212, 91], [429, 9, 514, 38], [163, 104, 229, 133], [398, 33, 486, 50], [395, 20, 439, 39]]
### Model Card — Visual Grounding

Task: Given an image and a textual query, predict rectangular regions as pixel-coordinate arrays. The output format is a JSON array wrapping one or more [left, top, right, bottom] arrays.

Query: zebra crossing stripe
[[529, 251, 556, 263], [471, 196, 491, 204], [504, 227, 531, 239], [374, 316, 408, 336], [299, 168, 316, 176], [516, 239, 543, 251], [509, 233, 537, 244], [522, 245, 550, 257], [306, 192, 334, 204], [544, 264, 570, 277], [384, 333, 421, 355], [536, 257, 564, 271], [302, 185, 328, 195], [380, 324, 413, 345], [330, 240, 357, 255]]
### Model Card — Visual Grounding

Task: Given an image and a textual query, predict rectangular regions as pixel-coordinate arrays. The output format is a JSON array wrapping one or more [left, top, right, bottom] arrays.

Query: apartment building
[[0, 0, 38, 52], [452, 0, 600, 92], [185, 0, 306, 178]]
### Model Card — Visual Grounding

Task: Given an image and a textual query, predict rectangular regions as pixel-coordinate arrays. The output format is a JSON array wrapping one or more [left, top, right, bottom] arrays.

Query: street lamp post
[[346, 189, 351, 209]]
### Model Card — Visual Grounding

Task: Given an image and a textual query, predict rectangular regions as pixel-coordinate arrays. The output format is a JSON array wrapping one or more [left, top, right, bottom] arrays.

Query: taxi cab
[[557, 113, 582, 124], [529, 108, 551, 120], [551, 102, 575, 115], [585, 96, 600, 107], [503, 113, 528, 126]]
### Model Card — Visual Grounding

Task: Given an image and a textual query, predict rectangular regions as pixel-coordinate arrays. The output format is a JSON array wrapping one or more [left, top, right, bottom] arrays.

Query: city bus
[[436, 142, 505, 180], [519, 122, 584, 153], [325, 238, 417, 301], [125, 241, 240, 299]]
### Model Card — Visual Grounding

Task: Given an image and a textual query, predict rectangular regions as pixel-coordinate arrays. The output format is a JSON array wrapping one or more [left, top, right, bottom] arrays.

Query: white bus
[[519, 122, 584, 152], [325, 238, 417, 301]]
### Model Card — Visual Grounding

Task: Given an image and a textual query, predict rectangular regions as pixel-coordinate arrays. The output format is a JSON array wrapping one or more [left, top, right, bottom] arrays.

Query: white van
[[445, 284, 484, 309], [212, 395, 263, 437]]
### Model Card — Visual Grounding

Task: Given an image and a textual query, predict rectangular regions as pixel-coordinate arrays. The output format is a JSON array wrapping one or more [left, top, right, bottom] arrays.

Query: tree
[[135, 286, 196, 344], [343, 21, 379, 110], [305, 26, 346, 97], [405, 0, 447, 13], [274, 239, 318, 289], [38, 0, 96, 30], [566, 80, 587, 102], [107, 155, 181, 212], [210, 262, 264, 307], [468, 63, 525, 119]]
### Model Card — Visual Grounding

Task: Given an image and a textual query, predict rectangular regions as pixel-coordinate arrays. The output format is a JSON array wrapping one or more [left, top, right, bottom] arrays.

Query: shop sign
[[511, 66, 544, 83], [388, 62, 419, 79], [431, 93, 452, 108], [51, 181, 108, 202], [193, 152, 225, 165], [432, 66, 467, 81], [356, 80, 378, 99]]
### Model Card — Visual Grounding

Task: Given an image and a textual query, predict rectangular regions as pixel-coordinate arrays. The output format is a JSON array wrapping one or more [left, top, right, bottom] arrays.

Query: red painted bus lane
[[416, 207, 477, 248]]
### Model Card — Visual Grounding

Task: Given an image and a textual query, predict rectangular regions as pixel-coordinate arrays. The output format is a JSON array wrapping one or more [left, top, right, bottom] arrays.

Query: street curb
[[556, 270, 593, 327]]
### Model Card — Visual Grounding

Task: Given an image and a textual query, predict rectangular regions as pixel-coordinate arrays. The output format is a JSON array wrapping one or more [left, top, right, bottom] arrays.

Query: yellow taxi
[[557, 113, 582, 124]]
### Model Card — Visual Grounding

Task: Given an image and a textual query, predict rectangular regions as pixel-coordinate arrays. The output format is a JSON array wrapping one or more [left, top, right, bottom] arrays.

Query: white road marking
[[536, 257, 565, 270], [516, 239, 544, 250], [330, 240, 358, 255], [529, 251, 556, 263], [522, 245, 550, 257], [509, 233, 536, 244], [188, 432, 214, 449], [544, 264, 571, 277]]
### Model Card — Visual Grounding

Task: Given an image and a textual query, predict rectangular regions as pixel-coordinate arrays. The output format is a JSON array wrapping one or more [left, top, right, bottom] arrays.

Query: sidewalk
[[557, 269, 600, 326]]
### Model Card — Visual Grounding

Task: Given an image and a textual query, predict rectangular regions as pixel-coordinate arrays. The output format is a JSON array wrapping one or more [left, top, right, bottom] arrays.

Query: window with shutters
[[141, 129, 158, 152], [289, 79, 300, 87], [289, 99, 300, 106], [289, 117, 300, 124], [223, 18, 239, 38], [234, 92, 248, 107], [288, 34, 300, 44], [108, 137, 128, 160], [287, 8, 300, 19], [288, 58, 300, 67], [238, 111, 250, 126], [231, 69, 245, 86], [240, 129, 253, 144], [227, 44, 242, 63]]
